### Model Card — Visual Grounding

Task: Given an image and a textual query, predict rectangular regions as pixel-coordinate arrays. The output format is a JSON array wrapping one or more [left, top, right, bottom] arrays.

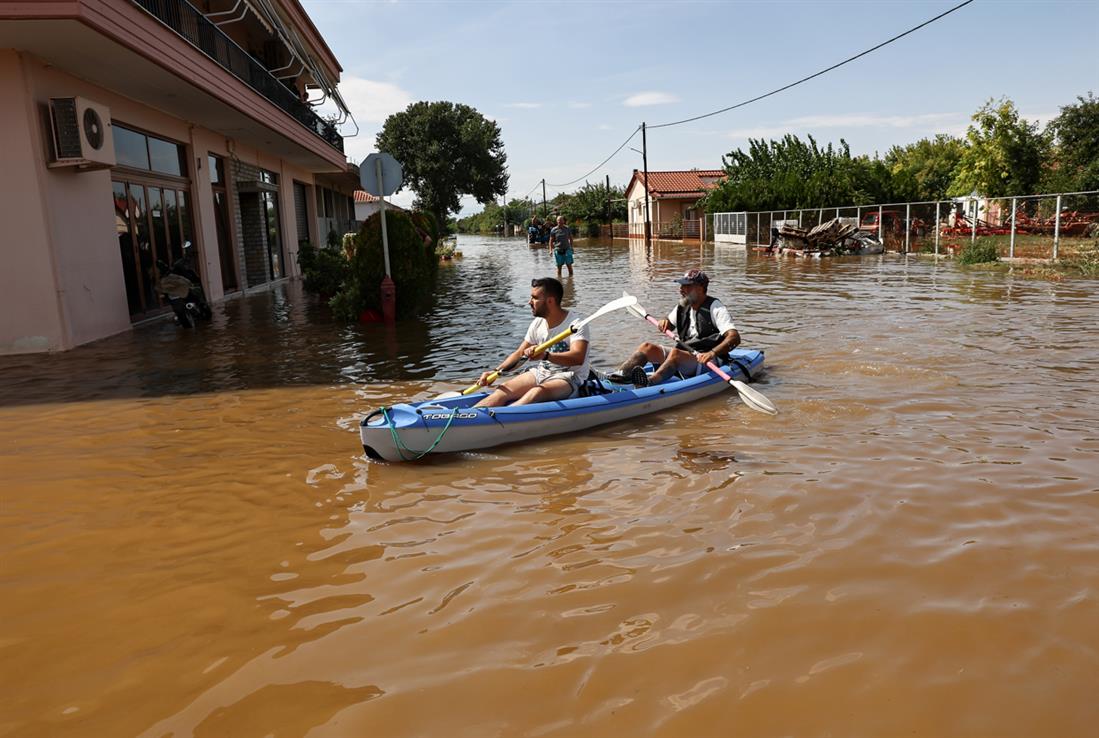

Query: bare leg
[[613, 342, 666, 375], [474, 371, 539, 408], [512, 378, 573, 406], [649, 348, 699, 384]]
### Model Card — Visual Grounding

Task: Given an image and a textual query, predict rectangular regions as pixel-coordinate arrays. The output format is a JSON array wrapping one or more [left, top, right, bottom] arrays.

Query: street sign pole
[[361, 152, 403, 324], [376, 157, 392, 278], [376, 157, 395, 323]]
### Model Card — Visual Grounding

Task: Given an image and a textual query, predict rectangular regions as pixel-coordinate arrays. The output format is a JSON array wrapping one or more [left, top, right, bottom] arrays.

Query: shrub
[[956, 240, 1000, 264], [298, 243, 349, 297], [330, 210, 439, 321]]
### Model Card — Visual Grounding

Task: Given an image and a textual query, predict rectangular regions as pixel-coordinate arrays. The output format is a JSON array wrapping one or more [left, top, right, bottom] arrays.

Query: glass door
[[112, 179, 197, 320]]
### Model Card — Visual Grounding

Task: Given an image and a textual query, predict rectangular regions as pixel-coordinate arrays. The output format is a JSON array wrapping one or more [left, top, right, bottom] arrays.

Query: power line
[[649, 0, 975, 130], [546, 125, 642, 188]]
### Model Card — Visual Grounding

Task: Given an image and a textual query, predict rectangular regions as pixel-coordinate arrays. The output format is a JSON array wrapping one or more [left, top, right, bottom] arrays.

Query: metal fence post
[[835, 207, 840, 219], [857, 206, 861, 227], [1053, 194, 1062, 259], [904, 203, 911, 253], [970, 199, 977, 243], [1009, 197, 1017, 259], [934, 201, 940, 255], [878, 205, 883, 245]]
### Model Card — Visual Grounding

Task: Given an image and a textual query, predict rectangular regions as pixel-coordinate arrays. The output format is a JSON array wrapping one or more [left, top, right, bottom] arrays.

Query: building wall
[[0, 51, 342, 353], [0, 50, 69, 353]]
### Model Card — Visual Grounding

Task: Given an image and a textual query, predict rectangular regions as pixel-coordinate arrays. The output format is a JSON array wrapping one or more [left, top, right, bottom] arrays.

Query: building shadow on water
[[0, 281, 442, 408]]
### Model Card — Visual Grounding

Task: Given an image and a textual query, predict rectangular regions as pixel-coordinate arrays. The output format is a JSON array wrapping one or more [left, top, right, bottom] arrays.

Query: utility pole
[[642, 121, 651, 249], [541, 179, 547, 219], [605, 173, 611, 238]]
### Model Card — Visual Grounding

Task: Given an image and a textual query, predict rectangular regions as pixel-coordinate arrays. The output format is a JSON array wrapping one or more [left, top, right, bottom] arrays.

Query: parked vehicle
[[155, 241, 211, 328]]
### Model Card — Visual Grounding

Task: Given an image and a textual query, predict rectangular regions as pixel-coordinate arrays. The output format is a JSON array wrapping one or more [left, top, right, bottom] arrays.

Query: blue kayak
[[360, 349, 766, 462]]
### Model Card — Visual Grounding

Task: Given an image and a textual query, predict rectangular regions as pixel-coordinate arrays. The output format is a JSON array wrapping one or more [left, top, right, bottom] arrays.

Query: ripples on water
[[1, 236, 1098, 737]]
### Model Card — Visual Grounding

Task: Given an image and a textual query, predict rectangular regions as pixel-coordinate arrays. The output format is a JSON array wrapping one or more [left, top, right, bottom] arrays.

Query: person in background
[[548, 215, 575, 278], [607, 268, 739, 387], [474, 277, 590, 407]]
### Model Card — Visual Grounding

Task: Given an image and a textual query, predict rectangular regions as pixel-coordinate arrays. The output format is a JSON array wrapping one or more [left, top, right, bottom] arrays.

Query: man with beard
[[607, 269, 739, 387], [474, 277, 591, 407]]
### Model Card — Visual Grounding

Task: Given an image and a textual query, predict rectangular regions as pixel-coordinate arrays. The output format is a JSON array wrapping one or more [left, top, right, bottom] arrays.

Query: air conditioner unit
[[48, 97, 116, 169]]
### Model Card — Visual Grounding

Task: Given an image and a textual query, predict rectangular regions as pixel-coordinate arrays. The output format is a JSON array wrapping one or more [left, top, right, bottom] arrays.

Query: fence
[[607, 219, 704, 240], [712, 190, 1099, 259]]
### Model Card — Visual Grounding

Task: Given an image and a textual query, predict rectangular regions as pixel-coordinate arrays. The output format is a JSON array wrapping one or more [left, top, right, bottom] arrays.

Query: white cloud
[[315, 75, 414, 167], [504, 102, 543, 109], [329, 75, 414, 124], [597, 124, 613, 130], [568, 101, 591, 109], [624, 91, 680, 107]]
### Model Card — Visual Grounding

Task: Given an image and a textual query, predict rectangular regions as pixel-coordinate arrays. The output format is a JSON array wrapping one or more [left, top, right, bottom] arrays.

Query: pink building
[[0, 0, 359, 353], [625, 169, 724, 240]]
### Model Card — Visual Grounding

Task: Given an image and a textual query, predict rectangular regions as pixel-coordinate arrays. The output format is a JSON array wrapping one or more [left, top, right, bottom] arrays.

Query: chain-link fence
[[714, 190, 1099, 258]]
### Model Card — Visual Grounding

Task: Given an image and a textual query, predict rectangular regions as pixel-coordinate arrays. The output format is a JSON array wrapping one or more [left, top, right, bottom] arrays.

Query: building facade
[[0, 0, 359, 353], [625, 169, 724, 240]]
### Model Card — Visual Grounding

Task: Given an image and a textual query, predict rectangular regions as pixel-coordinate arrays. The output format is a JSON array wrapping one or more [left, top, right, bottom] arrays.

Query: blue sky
[[307, 0, 1099, 213]]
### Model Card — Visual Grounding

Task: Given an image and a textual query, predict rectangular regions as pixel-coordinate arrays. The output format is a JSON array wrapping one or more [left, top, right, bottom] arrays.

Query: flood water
[[2, 235, 1098, 737]]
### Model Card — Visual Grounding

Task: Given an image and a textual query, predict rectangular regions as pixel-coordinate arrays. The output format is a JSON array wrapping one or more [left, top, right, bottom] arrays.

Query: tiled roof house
[[625, 169, 725, 239]]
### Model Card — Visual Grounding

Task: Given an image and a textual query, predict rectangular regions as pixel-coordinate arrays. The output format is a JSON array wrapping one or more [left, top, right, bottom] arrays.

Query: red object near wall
[[380, 276, 396, 323]]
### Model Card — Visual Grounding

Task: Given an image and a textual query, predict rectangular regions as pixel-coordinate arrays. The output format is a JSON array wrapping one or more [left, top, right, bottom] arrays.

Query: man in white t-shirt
[[474, 277, 591, 407], [607, 268, 739, 387]]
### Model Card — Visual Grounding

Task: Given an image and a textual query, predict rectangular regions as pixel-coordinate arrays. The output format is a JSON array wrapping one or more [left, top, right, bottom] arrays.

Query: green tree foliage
[[884, 135, 966, 202], [455, 198, 536, 233], [700, 135, 895, 213], [1043, 92, 1099, 195], [558, 182, 627, 224], [948, 98, 1049, 197], [300, 210, 439, 321], [376, 101, 508, 233]]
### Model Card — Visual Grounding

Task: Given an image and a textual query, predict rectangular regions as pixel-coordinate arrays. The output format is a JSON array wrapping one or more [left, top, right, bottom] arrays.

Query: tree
[[1043, 92, 1099, 195], [948, 97, 1049, 198], [558, 182, 627, 225], [700, 134, 894, 214], [884, 135, 966, 202], [376, 101, 508, 233]]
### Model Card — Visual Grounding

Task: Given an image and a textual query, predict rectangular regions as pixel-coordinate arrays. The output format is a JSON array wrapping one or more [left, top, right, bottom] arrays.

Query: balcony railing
[[132, 0, 344, 153]]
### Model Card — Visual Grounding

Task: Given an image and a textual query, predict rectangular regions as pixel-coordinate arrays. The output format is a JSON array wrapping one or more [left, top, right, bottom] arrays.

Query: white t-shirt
[[523, 310, 591, 378], [667, 298, 736, 342]]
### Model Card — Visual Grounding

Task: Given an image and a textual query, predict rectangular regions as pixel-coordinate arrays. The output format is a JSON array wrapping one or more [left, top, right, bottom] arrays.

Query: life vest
[[676, 296, 727, 356]]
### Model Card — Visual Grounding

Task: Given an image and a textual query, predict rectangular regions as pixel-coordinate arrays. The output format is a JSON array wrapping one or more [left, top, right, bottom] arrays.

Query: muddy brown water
[[2, 236, 1097, 737]]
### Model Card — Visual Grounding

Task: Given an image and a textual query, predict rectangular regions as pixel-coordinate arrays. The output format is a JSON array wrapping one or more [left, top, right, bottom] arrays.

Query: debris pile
[[770, 217, 883, 256]]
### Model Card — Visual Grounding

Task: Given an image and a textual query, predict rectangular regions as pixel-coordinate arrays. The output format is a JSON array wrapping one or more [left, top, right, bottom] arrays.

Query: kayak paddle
[[435, 294, 639, 400], [622, 292, 778, 416]]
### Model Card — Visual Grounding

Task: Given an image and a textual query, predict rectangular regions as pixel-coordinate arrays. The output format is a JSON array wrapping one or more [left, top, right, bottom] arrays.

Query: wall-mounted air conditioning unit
[[48, 97, 116, 170]]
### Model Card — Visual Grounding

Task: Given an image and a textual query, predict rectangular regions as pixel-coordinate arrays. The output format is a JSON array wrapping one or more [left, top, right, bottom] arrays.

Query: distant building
[[0, 0, 359, 353], [354, 190, 406, 222], [625, 169, 724, 240]]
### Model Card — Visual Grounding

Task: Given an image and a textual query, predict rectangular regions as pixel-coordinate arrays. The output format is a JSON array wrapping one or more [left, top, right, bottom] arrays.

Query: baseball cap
[[675, 269, 709, 287]]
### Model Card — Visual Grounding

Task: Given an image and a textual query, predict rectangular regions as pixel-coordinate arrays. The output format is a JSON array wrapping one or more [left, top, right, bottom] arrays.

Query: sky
[[305, 0, 1099, 214]]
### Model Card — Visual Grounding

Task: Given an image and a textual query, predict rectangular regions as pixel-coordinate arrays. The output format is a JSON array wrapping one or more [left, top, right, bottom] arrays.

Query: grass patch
[[956, 240, 1000, 264]]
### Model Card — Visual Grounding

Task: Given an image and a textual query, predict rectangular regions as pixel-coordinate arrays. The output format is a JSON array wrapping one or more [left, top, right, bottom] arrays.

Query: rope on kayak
[[381, 405, 460, 461]]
